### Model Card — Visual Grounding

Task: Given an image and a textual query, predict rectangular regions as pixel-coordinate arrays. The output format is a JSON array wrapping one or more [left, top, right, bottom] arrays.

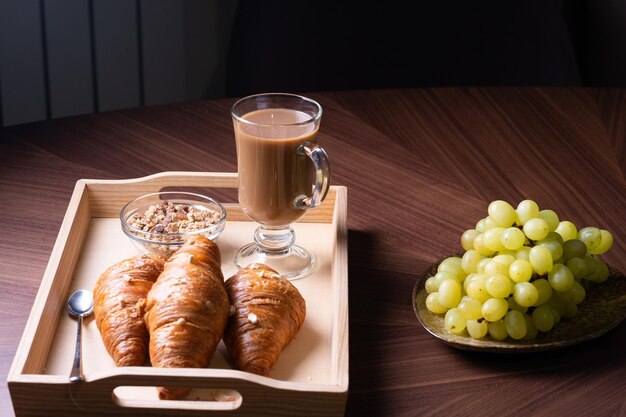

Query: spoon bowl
[[67, 289, 93, 382], [68, 289, 94, 318]]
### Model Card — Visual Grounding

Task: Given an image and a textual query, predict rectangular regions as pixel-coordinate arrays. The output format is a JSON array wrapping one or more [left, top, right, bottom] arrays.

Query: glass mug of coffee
[[231, 93, 331, 280]]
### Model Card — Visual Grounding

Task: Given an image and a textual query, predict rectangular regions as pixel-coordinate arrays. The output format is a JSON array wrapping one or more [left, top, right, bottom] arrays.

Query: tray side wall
[[330, 187, 349, 389], [84, 171, 335, 223], [9, 181, 92, 377], [9, 373, 347, 417]]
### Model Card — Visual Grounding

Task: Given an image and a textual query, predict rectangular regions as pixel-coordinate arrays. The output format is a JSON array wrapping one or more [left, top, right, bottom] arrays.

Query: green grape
[[483, 260, 509, 277], [483, 227, 506, 251], [548, 264, 575, 292], [589, 229, 613, 255], [463, 273, 484, 292], [457, 297, 483, 320], [485, 274, 512, 298], [481, 297, 508, 322], [488, 319, 508, 340], [476, 217, 498, 232], [466, 275, 490, 303], [501, 227, 526, 250], [542, 231, 564, 243], [476, 258, 491, 274], [507, 296, 528, 313], [498, 249, 518, 257], [555, 220, 578, 241], [461, 229, 481, 251], [473, 233, 495, 256], [438, 279, 462, 308], [425, 292, 448, 314], [588, 257, 609, 283], [578, 227, 602, 251], [583, 254, 598, 278], [515, 246, 531, 261], [461, 250, 482, 274], [513, 282, 539, 307], [516, 200, 540, 225], [492, 254, 516, 268], [537, 239, 563, 261], [523, 314, 538, 340], [462, 273, 474, 291], [547, 293, 566, 311], [505, 310, 527, 340], [532, 304, 555, 332], [484, 217, 498, 230], [433, 271, 457, 289], [444, 308, 466, 334], [532, 278, 553, 306], [529, 245, 553, 275], [466, 319, 489, 339], [538, 209, 559, 232], [523, 218, 550, 241], [488, 200, 517, 227], [562, 239, 587, 261], [509, 259, 533, 283], [439, 256, 463, 271], [438, 256, 464, 281], [425, 276, 439, 293], [555, 280, 586, 305], [566, 257, 587, 279], [453, 268, 467, 283]]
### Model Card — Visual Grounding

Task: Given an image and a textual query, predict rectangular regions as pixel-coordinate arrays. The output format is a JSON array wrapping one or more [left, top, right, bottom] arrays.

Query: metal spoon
[[67, 289, 94, 382]]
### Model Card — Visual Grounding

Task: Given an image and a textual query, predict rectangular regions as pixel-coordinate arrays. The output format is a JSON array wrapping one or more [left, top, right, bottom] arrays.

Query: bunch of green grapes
[[424, 199, 614, 341]]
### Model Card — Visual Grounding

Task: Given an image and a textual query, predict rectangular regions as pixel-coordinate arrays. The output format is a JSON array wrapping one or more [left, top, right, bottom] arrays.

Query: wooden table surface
[[1, 87, 626, 417]]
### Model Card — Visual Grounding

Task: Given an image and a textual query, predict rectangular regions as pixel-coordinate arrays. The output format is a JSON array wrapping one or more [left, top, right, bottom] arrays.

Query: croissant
[[93, 253, 165, 366], [144, 235, 230, 400], [224, 263, 306, 376]]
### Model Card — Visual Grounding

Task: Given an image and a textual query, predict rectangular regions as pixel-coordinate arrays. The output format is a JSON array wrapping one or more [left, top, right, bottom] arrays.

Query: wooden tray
[[8, 172, 349, 417]]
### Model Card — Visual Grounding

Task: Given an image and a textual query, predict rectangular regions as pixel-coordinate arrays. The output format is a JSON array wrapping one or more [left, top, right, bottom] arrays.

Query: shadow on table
[[344, 228, 416, 417], [451, 323, 626, 377]]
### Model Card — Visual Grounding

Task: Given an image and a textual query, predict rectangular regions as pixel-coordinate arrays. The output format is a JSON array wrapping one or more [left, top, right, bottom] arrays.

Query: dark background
[[226, 0, 625, 95], [1, 0, 625, 127]]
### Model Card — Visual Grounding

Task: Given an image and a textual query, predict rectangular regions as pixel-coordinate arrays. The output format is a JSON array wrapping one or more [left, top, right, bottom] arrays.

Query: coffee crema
[[235, 108, 318, 226]]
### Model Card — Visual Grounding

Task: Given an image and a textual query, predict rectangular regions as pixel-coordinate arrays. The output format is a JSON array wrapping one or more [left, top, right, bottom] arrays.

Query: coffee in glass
[[231, 93, 331, 280]]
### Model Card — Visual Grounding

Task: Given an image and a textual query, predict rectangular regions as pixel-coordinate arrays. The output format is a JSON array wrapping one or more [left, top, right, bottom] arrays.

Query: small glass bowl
[[120, 191, 226, 258]]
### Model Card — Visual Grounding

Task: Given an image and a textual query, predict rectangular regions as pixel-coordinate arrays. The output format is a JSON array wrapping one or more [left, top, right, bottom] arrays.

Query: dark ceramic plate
[[412, 256, 626, 352]]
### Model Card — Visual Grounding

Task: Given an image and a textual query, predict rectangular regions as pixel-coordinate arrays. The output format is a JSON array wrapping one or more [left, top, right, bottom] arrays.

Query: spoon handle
[[69, 314, 84, 382]]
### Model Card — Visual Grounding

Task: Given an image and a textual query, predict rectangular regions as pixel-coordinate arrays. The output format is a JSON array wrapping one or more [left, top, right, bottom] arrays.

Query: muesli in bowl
[[120, 191, 226, 258]]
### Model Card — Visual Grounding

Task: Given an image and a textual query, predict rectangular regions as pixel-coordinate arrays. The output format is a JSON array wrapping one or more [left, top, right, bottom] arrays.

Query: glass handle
[[295, 142, 331, 209]]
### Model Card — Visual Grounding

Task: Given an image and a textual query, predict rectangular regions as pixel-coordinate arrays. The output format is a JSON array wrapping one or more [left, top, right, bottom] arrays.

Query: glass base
[[234, 242, 316, 280]]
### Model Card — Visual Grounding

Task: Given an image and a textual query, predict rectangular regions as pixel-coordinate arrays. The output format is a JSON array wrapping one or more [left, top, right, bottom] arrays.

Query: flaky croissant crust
[[224, 263, 306, 376], [93, 253, 165, 366], [144, 235, 230, 400]]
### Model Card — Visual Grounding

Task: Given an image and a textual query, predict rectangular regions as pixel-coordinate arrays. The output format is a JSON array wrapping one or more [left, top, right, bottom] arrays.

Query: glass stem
[[254, 225, 295, 254]]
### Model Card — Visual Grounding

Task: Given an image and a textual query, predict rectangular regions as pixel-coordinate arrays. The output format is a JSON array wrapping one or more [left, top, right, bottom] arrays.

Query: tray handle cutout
[[65, 369, 333, 415], [112, 386, 242, 411]]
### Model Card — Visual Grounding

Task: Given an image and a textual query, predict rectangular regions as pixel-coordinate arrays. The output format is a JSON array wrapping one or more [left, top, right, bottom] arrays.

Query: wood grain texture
[[2, 87, 626, 416]]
